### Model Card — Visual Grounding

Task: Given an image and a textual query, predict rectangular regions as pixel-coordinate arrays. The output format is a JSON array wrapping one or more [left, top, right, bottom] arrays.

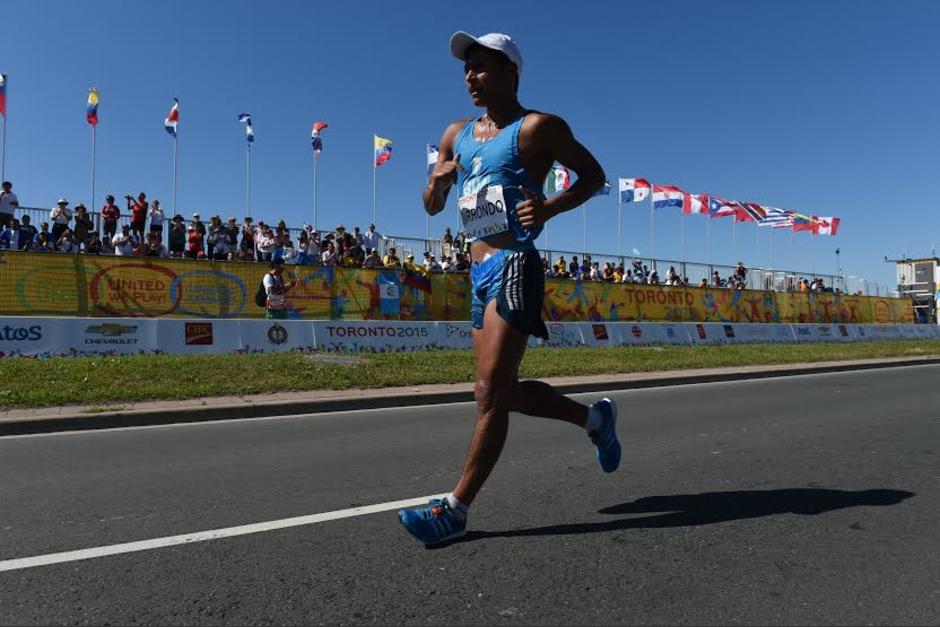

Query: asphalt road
[[1, 364, 938, 625]]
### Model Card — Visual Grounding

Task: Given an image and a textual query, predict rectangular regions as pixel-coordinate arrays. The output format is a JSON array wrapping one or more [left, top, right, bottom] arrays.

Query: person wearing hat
[[100, 195, 121, 242], [262, 249, 298, 319], [73, 204, 94, 247], [399, 31, 614, 546], [191, 212, 206, 237], [402, 252, 421, 275], [50, 198, 73, 242], [168, 214, 186, 258]]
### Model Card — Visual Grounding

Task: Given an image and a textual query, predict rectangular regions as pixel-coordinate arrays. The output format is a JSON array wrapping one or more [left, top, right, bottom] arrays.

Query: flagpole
[[649, 188, 655, 262], [582, 205, 586, 256], [732, 219, 736, 262], [90, 125, 96, 218], [313, 152, 319, 230], [1, 75, 6, 182], [706, 217, 711, 266], [618, 193, 623, 260], [172, 132, 178, 216], [246, 142, 251, 218], [681, 213, 686, 264], [372, 134, 377, 227]]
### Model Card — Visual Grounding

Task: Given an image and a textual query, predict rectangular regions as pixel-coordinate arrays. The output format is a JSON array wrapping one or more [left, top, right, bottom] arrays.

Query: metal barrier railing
[[6, 205, 884, 294]]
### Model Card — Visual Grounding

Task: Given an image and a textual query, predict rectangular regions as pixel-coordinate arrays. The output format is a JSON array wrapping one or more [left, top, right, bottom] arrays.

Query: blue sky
[[3, 0, 938, 291]]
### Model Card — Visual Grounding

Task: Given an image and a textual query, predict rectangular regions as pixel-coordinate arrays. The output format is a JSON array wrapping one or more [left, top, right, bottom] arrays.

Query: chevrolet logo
[[85, 324, 138, 336]]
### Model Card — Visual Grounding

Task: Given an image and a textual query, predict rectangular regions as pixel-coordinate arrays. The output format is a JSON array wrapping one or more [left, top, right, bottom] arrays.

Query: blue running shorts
[[470, 247, 548, 340]]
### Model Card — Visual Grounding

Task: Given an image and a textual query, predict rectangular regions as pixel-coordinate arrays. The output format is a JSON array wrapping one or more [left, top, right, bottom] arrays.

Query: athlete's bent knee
[[474, 378, 512, 415]]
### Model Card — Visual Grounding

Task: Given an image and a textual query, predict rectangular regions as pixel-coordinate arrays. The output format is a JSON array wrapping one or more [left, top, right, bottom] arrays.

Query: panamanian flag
[[618, 178, 650, 203], [164, 98, 179, 137], [652, 184, 683, 209]]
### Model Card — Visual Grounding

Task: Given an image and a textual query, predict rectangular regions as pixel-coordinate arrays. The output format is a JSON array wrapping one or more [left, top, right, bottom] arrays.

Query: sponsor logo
[[592, 324, 609, 341], [631, 324, 643, 338], [0, 325, 43, 341], [184, 322, 213, 345], [549, 323, 564, 335], [723, 325, 735, 338], [267, 324, 288, 345], [696, 324, 707, 339], [818, 326, 832, 336], [85, 323, 139, 345], [838, 325, 849, 337], [325, 325, 430, 339], [666, 326, 676, 338], [796, 326, 812, 336]]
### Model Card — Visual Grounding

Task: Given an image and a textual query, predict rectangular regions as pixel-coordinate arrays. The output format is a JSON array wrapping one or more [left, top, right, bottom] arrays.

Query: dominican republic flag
[[759, 207, 794, 228], [736, 202, 767, 223], [238, 113, 254, 142], [164, 98, 179, 136], [618, 178, 650, 203], [311, 121, 328, 155], [544, 164, 570, 193], [86, 88, 99, 126], [814, 216, 840, 236], [682, 192, 708, 215], [0, 74, 6, 118], [709, 197, 736, 218], [652, 185, 684, 209], [592, 179, 612, 197], [426, 144, 439, 178], [374, 135, 392, 167]]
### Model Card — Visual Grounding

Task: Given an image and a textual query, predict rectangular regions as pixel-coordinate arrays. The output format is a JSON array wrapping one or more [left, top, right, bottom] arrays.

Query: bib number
[[458, 185, 510, 240]]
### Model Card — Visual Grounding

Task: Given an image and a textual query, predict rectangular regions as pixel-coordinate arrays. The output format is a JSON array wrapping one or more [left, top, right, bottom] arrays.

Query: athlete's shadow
[[457, 488, 914, 544]]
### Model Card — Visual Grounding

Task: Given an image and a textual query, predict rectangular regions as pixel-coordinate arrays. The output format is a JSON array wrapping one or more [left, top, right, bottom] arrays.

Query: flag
[[682, 192, 708, 215], [544, 164, 571, 193], [592, 179, 612, 197], [426, 144, 439, 178], [238, 113, 254, 143], [736, 202, 766, 223], [759, 207, 794, 228], [0, 74, 6, 118], [814, 216, 840, 236], [374, 135, 392, 167], [311, 121, 327, 154], [652, 184, 684, 209], [791, 213, 817, 232], [86, 88, 99, 126], [618, 178, 650, 203], [164, 98, 179, 137], [708, 196, 737, 218]]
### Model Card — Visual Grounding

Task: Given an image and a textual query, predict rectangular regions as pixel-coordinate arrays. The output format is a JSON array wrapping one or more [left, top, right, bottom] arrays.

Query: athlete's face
[[463, 46, 516, 106]]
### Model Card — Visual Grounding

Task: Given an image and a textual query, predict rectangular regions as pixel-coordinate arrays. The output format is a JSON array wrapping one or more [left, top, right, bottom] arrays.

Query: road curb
[[3, 357, 939, 436]]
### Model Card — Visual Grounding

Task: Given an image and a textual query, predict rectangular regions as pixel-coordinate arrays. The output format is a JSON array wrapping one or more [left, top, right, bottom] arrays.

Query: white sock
[[446, 493, 469, 518], [585, 403, 604, 434]]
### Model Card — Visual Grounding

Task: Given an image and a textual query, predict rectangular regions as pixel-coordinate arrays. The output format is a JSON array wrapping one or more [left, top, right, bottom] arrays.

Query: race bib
[[458, 185, 510, 240]]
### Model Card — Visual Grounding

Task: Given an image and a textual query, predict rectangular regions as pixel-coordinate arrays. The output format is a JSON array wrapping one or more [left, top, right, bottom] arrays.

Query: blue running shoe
[[398, 498, 467, 546], [589, 397, 621, 473]]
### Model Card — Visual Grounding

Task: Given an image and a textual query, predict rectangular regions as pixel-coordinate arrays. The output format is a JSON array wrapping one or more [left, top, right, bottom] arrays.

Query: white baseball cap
[[449, 32, 523, 75]]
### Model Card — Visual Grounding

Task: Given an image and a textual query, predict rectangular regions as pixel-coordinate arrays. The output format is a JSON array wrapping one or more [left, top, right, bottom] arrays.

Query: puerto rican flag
[[164, 98, 179, 137], [652, 184, 684, 209], [814, 216, 840, 236], [618, 178, 650, 203], [682, 192, 708, 215], [709, 197, 737, 219]]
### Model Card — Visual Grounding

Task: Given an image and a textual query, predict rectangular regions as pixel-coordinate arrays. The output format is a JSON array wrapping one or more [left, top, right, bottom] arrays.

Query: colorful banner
[[0, 252, 912, 323]]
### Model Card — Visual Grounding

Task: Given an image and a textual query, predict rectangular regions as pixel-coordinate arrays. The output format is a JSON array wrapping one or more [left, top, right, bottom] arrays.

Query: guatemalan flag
[[164, 98, 179, 137], [238, 113, 254, 143], [86, 88, 99, 126], [0, 74, 6, 118], [652, 185, 683, 209], [426, 144, 439, 178], [311, 121, 328, 155], [618, 178, 650, 203]]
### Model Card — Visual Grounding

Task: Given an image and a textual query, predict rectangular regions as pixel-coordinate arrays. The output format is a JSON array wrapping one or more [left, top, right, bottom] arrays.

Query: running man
[[398, 32, 621, 546]]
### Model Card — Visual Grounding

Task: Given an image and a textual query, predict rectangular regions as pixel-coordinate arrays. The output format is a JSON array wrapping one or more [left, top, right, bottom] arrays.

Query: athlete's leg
[[510, 379, 588, 428]]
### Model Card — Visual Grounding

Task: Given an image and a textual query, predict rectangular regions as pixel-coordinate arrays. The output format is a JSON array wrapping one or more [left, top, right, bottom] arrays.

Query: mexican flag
[[543, 165, 571, 194]]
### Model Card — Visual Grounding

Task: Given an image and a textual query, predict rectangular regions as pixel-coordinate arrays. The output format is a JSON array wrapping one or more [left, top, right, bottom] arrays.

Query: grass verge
[[1, 340, 938, 410]]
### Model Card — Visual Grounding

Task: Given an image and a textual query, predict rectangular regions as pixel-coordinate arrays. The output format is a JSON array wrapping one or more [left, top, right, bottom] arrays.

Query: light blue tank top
[[453, 111, 543, 246]]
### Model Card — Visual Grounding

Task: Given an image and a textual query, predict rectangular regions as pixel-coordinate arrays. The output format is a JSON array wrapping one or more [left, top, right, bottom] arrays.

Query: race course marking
[[0, 493, 446, 573]]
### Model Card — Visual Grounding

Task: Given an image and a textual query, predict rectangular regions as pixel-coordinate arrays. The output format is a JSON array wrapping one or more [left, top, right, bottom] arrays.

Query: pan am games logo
[[591, 324, 609, 341], [267, 324, 288, 345]]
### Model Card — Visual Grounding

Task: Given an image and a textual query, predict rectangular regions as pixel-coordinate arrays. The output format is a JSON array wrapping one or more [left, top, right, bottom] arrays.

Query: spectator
[[454, 251, 470, 272], [735, 261, 748, 284], [149, 200, 165, 237], [321, 240, 337, 266], [50, 198, 72, 241], [191, 212, 206, 237], [362, 223, 380, 254], [33, 231, 54, 252], [240, 217, 256, 260], [589, 262, 600, 281], [362, 247, 382, 269], [623, 269, 633, 283], [404, 253, 423, 274], [0, 181, 19, 227], [441, 255, 453, 272], [0, 218, 19, 249], [681, 276, 690, 287], [206, 216, 223, 259], [263, 250, 299, 319], [73, 204, 94, 248], [256, 224, 277, 262], [613, 264, 624, 283], [631, 259, 644, 276], [698, 278, 708, 288], [126, 193, 148, 241], [186, 223, 205, 260], [352, 226, 364, 247], [84, 231, 103, 255], [666, 266, 678, 285], [276, 220, 292, 248], [101, 194, 120, 242], [712, 270, 723, 287], [168, 215, 186, 258], [18, 215, 37, 251], [112, 224, 134, 256], [145, 232, 168, 258], [568, 255, 579, 278], [648, 269, 659, 285], [383, 246, 401, 269], [56, 228, 76, 253], [554, 255, 567, 277]]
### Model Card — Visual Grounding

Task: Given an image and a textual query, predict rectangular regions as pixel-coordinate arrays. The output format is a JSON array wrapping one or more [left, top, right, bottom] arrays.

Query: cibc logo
[[0, 325, 42, 341]]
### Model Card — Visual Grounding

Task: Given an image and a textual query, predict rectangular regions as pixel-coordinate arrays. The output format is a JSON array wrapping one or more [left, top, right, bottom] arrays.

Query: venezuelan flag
[[86, 88, 99, 126], [374, 135, 392, 167]]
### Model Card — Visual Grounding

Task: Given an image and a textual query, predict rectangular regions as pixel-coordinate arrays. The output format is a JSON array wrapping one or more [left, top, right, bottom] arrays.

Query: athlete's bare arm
[[423, 118, 471, 215], [516, 112, 605, 228]]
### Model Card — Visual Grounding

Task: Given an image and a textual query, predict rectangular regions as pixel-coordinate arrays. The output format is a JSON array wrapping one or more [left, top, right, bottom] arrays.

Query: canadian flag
[[814, 216, 840, 236], [682, 192, 708, 215]]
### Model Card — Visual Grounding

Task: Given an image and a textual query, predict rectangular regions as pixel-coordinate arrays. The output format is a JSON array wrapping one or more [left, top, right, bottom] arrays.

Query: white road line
[[0, 493, 447, 573]]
